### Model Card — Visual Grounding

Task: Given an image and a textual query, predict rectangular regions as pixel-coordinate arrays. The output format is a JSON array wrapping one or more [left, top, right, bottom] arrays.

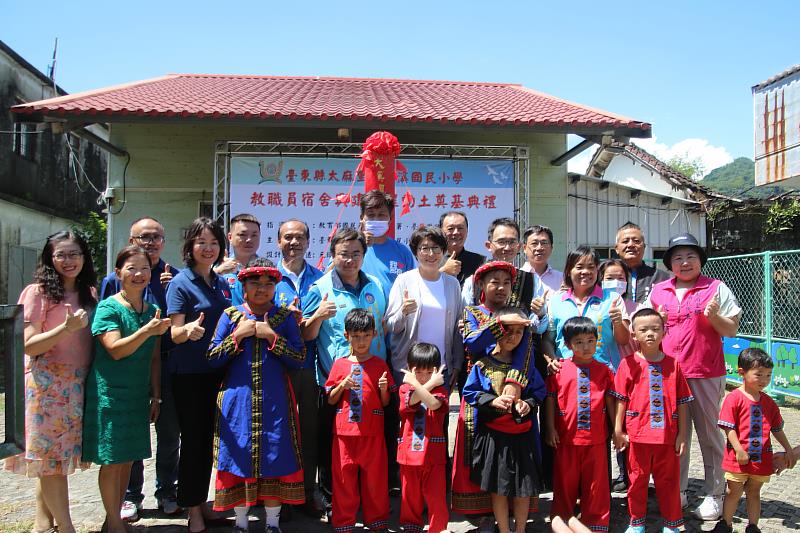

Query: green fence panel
[[707, 250, 800, 398]]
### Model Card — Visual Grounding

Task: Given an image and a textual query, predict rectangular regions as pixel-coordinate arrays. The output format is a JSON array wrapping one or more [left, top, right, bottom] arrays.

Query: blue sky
[[4, 0, 798, 174]]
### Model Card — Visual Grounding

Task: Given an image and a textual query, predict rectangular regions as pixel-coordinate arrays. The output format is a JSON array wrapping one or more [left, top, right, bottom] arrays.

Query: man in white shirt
[[521, 225, 563, 294]]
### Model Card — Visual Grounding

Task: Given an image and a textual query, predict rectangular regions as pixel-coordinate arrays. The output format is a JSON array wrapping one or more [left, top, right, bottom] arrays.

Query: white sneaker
[[120, 500, 142, 522], [680, 491, 688, 509], [692, 495, 723, 521]]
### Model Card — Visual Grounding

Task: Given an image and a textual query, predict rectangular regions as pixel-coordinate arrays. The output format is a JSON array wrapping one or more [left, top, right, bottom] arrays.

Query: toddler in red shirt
[[325, 308, 396, 533], [545, 316, 616, 531], [397, 342, 450, 533], [713, 347, 796, 533], [613, 308, 693, 533]]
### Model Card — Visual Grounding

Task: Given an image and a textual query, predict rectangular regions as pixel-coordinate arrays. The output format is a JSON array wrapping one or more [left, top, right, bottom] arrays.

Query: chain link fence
[[705, 250, 800, 397]]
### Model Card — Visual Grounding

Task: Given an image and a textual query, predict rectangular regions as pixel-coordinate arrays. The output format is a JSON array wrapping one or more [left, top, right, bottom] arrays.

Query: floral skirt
[[3, 360, 90, 477]]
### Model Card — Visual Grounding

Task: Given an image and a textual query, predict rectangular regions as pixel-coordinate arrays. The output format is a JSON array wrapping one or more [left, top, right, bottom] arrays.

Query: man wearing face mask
[[614, 222, 669, 305], [359, 190, 417, 299]]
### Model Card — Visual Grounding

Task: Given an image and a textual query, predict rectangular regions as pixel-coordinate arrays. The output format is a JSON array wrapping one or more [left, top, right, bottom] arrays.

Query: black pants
[[172, 372, 223, 508], [289, 368, 320, 498], [317, 389, 336, 502]]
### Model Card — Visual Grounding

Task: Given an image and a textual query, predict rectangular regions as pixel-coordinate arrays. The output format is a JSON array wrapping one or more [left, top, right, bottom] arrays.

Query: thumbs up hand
[[657, 305, 668, 324], [704, 294, 721, 318], [214, 252, 239, 275], [401, 289, 418, 316], [609, 296, 624, 325], [316, 293, 338, 320], [63, 303, 89, 332], [144, 307, 172, 336], [378, 371, 389, 393], [341, 369, 358, 391], [185, 312, 206, 341], [255, 311, 276, 340], [530, 289, 550, 318], [234, 318, 257, 342], [441, 250, 462, 277], [287, 296, 302, 324], [160, 263, 174, 287]]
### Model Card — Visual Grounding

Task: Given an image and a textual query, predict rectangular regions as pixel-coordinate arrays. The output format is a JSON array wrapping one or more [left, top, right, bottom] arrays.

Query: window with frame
[[12, 121, 38, 161]]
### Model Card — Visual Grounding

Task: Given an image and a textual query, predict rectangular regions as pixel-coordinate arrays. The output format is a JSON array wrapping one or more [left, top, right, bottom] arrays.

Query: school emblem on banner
[[259, 160, 283, 184]]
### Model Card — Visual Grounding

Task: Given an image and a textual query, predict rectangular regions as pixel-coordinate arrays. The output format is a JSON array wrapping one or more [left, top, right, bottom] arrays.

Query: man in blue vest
[[275, 219, 324, 517], [302, 227, 387, 516]]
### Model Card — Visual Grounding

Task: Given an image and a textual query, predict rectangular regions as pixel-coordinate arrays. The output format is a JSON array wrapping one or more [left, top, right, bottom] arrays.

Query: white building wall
[[602, 156, 696, 201], [567, 177, 706, 260]]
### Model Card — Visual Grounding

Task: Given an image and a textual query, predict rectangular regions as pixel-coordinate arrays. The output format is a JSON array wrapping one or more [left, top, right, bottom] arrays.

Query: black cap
[[662, 232, 707, 268]]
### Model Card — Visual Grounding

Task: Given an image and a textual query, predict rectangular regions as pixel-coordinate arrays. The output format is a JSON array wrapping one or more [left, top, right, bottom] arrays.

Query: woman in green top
[[83, 246, 172, 533]]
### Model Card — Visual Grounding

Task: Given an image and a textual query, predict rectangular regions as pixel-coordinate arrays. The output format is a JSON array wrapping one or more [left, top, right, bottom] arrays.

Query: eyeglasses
[[527, 240, 551, 248], [492, 239, 519, 248], [418, 246, 443, 255], [52, 251, 83, 262], [132, 234, 165, 244], [335, 252, 363, 261]]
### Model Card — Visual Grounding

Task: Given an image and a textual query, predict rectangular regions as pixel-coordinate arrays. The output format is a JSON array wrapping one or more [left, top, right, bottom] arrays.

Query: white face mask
[[363, 220, 390, 238], [602, 279, 627, 295]]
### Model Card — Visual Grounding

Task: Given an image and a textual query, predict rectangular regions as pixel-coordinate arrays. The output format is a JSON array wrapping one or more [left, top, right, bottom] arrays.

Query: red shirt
[[719, 388, 784, 476], [325, 355, 396, 437], [613, 353, 693, 445], [397, 383, 449, 466], [546, 359, 615, 445]]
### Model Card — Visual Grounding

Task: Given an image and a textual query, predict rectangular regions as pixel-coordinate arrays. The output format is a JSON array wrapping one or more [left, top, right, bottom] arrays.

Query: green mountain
[[700, 157, 792, 199]]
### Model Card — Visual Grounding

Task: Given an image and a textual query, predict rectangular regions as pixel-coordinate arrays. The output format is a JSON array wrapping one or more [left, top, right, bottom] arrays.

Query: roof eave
[[11, 108, 651, 138]]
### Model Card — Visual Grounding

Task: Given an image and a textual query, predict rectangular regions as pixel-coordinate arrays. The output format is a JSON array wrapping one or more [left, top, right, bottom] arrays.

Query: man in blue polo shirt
[[358, 190, 416, 299], [214, 213, 261, 305], [275, 219, 324, 517], [302, 227, 387, 516], [99, 216, 181, 519]]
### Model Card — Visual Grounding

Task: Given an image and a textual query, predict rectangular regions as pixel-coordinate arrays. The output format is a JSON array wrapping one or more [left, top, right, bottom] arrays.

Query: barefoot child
[[712, 348, 797, 533], [398, 343, 450, 533], [613, 308, 693, 533], [545, 317, 615, 531], [325, 308, 395, 533], [463, 306, 545, 533]]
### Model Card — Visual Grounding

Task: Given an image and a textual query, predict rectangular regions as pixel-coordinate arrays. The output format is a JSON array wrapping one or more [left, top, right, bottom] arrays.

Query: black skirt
[[470, 426, 543, 498]]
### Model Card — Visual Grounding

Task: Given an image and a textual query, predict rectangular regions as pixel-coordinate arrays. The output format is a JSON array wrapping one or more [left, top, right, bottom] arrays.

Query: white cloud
[[631, 137, 733, 178], [565, 135, 734, 178]]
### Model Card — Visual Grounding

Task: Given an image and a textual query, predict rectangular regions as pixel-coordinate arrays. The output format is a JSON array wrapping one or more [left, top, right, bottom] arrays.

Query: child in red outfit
[[713, 348, 796, 533], [397, 342, 450, 533], [325, 308, 396, 533], [545, 316, 616, 531], [613, 308, 692, 533]]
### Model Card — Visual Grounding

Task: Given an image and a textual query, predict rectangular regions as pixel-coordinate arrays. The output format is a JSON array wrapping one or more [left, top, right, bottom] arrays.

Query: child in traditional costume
[[207, 259, 306, 533], [451, 261, 544, 529], [397, 342, 450, 533], [462, 306, 545, 533], [325, 308, 396, 533]]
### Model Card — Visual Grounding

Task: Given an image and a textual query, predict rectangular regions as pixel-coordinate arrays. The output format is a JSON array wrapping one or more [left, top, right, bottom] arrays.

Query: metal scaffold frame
[[213, 141, 530, 232]]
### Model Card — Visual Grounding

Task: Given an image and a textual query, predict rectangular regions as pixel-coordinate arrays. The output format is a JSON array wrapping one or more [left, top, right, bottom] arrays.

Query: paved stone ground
[[3, 389, 800, 533]]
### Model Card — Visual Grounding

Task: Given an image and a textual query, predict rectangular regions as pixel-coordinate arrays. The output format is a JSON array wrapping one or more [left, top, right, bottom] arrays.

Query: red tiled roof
[[11, 74, 651, 133]]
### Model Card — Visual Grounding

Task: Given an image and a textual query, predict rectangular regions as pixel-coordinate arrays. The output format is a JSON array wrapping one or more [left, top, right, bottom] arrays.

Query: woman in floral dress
[[4, 230, 97, 533]]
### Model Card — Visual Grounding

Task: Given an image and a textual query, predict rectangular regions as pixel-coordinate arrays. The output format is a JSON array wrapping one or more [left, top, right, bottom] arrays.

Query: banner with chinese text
[[229, 156, 515, 263]]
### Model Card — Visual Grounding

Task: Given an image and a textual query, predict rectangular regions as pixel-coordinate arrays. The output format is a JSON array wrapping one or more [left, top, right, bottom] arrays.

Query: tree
[[666, 155, 705, 180], [72, 211, 108, 281]]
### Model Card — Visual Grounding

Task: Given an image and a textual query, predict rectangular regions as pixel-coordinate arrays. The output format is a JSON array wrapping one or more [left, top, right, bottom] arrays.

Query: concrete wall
[[0, 198, 77, 304], [105, 123, 569, 269]]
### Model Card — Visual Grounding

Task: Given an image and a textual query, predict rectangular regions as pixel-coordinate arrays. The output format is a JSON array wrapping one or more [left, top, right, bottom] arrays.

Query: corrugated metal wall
[[567, 177, 706, 258]]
